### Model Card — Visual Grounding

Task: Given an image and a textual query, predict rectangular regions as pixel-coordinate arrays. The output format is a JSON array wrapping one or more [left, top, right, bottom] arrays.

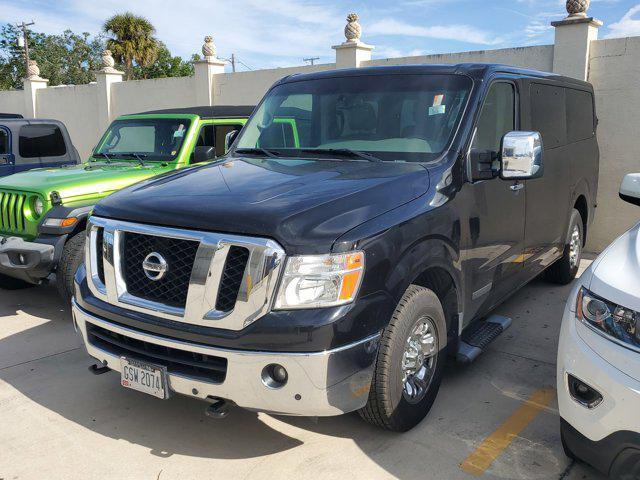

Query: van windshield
[[235, 74, 472, 162], [93, 118, 191, 162]]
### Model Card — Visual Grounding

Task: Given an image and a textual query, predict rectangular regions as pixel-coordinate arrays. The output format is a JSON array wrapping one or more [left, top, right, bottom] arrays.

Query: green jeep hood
[[0, 162, 168, 203]]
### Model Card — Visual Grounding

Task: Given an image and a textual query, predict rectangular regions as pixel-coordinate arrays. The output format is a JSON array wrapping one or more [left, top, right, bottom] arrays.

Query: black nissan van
[[73, 64, 598, 431]]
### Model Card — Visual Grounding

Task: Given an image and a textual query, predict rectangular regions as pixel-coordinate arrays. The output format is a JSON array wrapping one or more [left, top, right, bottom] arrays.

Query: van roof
[[137, 106, 255, 118], [277, 63, 592, 89]]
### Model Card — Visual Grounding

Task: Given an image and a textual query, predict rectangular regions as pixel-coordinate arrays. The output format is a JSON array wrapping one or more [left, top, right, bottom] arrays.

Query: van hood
[[0, 162, 165, 201], [94, 157, 430, 254]]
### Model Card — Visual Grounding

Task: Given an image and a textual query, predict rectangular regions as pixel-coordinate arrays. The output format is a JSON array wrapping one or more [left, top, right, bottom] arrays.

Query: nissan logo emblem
[[142, 252, 168, 281]]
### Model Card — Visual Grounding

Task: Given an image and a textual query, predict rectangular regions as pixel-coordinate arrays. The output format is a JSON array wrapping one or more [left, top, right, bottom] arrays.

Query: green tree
[[0, 24, 104, 90], [132, 42, 194, 79], [103, 13, 158, 80]]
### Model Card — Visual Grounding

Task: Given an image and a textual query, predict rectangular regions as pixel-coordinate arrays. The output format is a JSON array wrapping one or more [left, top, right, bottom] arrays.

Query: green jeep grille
[[0, 190, 28, 235]]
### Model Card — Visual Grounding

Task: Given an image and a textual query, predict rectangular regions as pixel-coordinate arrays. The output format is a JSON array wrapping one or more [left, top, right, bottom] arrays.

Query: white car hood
[[589, 221, 640, 312]]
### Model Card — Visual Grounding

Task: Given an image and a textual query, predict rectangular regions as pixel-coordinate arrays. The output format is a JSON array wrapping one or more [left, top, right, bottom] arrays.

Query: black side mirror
[[193, 145, 215, 163], [469, 149, 499, 181], [225, 130, 240, 152]]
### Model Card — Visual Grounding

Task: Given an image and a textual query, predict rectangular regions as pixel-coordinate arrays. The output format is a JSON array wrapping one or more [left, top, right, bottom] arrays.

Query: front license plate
[[120, 357, 168, 399]]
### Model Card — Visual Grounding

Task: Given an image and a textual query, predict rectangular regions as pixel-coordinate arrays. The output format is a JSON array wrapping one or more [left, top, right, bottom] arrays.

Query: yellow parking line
[[460, 388, 556, 477]]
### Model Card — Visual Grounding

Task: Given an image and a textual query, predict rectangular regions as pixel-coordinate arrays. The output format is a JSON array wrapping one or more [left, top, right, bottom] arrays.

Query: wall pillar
[[94, 49, 124, 132], [332, 13, 374, 69], [95, 69, 124, 133], [22, 60, 48, 118], [194, 59, 226, 106], [552, 3, 602, 80]]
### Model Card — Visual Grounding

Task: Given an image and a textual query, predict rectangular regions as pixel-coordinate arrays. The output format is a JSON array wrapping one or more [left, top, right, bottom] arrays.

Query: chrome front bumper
[[72, 300, 380, 416]]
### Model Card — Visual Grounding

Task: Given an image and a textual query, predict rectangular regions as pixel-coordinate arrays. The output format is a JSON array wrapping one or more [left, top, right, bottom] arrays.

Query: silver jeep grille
[[85, 216, 285, 331]]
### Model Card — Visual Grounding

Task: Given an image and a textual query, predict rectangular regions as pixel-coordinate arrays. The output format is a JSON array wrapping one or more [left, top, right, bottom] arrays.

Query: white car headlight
[[576, 287, 640, 349], [274, 251, 365, 310]]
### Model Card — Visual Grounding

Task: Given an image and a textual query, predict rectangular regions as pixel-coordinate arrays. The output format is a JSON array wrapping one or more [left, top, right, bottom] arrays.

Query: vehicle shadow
[[0, 266, 600, 479]]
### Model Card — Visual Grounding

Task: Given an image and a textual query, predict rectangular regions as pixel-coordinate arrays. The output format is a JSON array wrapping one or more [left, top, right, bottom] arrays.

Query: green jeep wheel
[[56, 232, 85, 304]]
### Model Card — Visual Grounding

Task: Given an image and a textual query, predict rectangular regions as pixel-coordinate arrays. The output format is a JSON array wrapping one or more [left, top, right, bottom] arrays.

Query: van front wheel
[[56, 232, 85, 304], [359, 285, 447, 432]]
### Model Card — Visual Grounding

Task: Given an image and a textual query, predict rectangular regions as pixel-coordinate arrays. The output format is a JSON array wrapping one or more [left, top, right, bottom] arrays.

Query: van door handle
[[510, 183, 524, 192]]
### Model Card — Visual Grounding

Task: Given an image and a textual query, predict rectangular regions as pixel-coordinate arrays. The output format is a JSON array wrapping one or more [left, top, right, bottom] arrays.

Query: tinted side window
[[531, 84, 567, 149], [566, 89, 595, 142], [0, 129, 8, 155], [473, 82, 515, 152], [196, 125, 215, 148], [19, 124, 67, 158]]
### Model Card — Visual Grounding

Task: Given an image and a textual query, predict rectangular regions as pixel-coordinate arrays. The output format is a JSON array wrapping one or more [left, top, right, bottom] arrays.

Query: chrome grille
[[85, 216, 285, 331], [123, 232, 199, 309], [0, 190, 27, 234]]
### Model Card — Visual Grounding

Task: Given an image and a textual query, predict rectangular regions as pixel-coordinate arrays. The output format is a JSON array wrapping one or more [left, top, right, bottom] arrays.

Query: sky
[[1, 0, 640, 71]]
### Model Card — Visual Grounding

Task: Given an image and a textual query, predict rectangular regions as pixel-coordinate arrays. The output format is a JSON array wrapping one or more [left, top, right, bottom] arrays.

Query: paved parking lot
[[0, 258, 606, 480]]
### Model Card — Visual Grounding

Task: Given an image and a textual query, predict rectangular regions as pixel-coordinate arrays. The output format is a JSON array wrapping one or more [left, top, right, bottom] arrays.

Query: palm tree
[[103, 13, 158, 80]]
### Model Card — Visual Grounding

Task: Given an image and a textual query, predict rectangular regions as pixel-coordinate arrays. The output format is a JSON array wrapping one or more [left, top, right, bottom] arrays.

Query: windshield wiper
[[117, 152, 148, 166], [299, 148, 382, 162], [235, 147, 281, 159], [92, 152, 112, 163]]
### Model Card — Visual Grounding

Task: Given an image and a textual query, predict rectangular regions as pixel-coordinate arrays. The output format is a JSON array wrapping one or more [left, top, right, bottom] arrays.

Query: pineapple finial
[[344, 13, 362, 43], [566, 0, 590, 17]]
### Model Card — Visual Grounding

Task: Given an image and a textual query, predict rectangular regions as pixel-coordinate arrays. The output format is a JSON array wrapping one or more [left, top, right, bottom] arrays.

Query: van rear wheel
[[0, 273, 33, 290], [359, 285, 447, 432], [56, 232, 85, 304], [545, 209, 583, 285]]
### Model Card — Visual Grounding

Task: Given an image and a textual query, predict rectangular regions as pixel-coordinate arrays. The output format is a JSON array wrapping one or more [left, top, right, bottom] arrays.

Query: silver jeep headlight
[[576, 287, 640, 349], [274, 251, 365, 310]]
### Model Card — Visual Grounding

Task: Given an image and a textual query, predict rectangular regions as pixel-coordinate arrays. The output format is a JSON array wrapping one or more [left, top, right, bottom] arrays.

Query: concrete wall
[[364, 45, 555, 72], [37, 84, 99, 161], [213, 63, 335, 105], [0, 90, 26, 117], [587, 36, 640, 251], [111, 76, 197, 118]]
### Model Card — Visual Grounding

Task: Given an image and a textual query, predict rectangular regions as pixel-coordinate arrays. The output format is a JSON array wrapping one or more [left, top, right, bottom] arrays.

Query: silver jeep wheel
[[401, 316, 438, 404]]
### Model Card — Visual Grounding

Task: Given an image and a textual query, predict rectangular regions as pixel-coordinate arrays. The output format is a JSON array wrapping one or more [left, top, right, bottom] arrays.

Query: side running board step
[[456, 315, 512, 364]]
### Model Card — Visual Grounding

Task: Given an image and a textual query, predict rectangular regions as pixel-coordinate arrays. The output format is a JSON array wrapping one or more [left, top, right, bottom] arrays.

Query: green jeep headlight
[[32, 196, 44, 217]]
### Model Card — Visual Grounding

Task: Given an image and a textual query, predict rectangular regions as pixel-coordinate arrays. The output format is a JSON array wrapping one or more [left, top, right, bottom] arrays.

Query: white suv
[[558, 173, 640, 479]]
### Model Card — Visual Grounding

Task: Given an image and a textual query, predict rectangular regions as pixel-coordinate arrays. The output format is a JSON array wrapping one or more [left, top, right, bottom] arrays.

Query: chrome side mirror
[[225, 129, 240, 152], [500, 131, 544, 180], [620, 173, 640, 207]]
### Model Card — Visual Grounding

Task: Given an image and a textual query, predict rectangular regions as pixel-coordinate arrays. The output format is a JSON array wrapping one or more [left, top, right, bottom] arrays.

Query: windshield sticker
[[433, 94, 444, 106], [173, 124, 186, 138], [429, 105, 446, 116], [171, 150, 177, 155]]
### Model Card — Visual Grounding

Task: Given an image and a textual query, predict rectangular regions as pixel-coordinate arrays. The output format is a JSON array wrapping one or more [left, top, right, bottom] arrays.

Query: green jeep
[[0, 106, 253, 301]]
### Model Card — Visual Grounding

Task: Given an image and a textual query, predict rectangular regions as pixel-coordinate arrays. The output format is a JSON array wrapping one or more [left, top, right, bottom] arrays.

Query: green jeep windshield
[[94, 118, 192, 162], [236, 74, 472, 162]]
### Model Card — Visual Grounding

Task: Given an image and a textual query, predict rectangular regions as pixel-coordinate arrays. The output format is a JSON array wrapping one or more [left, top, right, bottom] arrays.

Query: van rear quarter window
[[531, 83, 594, 149], [18, 124, 67, 158]]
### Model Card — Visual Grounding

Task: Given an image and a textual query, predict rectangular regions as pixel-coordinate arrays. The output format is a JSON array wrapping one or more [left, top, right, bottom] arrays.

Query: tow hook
[[88, 362, 110, 375], [205, 398, 229, 419]]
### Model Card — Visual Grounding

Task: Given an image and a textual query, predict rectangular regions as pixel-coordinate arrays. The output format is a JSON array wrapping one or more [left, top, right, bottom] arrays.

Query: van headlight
[[576, 287, 640, 349], [274, 251, 364, 309], [32, 197, 44, 217]]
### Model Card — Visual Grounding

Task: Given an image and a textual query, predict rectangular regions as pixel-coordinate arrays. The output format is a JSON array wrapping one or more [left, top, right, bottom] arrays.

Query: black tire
[[56, 232, 85, 303], [0, 273, 33, 290], [545, 209, 584, 285], [359, 285, 448, 432], [560, 427, 576, 460]]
